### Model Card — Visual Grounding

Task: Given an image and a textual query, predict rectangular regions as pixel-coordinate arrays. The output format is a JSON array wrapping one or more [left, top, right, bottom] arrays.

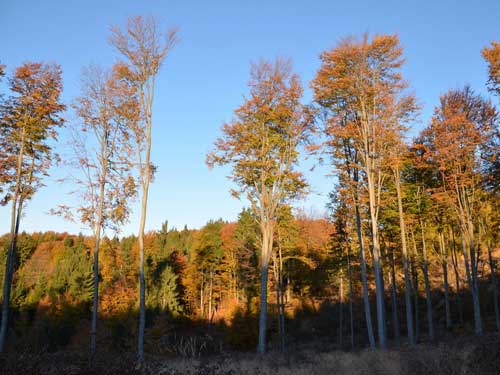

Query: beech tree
[[312, 34, 417, 348], [109, 15, 179, 361], [389, 146, 415, 344], [53, 65, 137, 363], [415, 86, 497, 336], [207, 58, 313, 354], [0, 62, 65, 352]]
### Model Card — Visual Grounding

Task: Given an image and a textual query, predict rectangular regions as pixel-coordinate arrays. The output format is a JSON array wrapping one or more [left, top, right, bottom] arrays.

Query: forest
[[1, 12, 500, 375]]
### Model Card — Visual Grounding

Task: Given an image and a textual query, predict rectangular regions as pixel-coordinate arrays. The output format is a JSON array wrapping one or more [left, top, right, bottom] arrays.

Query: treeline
[[1, 12, 500, 361], [0, 210, 334, 353]]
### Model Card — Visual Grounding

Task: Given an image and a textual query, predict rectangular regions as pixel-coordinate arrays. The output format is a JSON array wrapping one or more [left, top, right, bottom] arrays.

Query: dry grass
[[1, 334, 499, 375]]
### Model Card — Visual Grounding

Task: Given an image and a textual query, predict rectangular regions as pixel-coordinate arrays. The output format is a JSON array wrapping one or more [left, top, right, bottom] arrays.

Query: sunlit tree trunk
[[450, 230, 464, 325], [394, 168, 414, 344], [354, 200, 376, 350], [258, 224, 274, 354], [200, 273, 204, 318], [90, 173, 106, 363], [461, 231, 483, 335], [438, 231, 452, 330], [0, 127, 25, 353], [367, 168, 386, 349], [419, 221, 434, 341]]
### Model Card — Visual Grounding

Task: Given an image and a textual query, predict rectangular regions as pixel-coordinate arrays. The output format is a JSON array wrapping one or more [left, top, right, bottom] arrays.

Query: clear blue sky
[[0, 0, 498, 235]]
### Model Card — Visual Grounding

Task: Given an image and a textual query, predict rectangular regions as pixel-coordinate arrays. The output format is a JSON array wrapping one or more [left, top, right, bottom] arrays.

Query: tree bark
[[338, 272, 344, 347], [390, 247, 400, 342], [461, 232, 483, 335], [366, 170, 386, 349], [347, 244, 354, 349], [137, 165, 150, 361], [354, 201, 376, 349], [438, 232, 452, 330], [411, 255, 419, 343], [394, 168, 414, 345], [258, 225, 273, 354], [450, 231, 464, 326], [89, 140, 109, 365], [419, 221, 434, 341], [487, 240, 500, 330], [0, 127, 26, 353]]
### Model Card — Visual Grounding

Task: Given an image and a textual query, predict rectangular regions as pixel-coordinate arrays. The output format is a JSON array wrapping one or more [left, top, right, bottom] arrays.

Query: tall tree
[[53, 65, 137, 363], [391, 152, 415, 344], [415, 86, 497, 336], [109, 15, 179, 361], [0, 63, 65, 352], [207, 58, 313, 354], [312, 34, 417, 348]]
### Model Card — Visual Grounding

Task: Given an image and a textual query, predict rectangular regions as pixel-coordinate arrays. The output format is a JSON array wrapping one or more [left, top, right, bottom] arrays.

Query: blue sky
[[0, 0, 498, 235]]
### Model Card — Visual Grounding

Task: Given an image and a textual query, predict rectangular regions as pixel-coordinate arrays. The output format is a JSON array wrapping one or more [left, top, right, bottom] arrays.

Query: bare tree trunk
[[439, 232, 452, 330], [137, 174, 150, 361], [468, 227, 483, 336], [339, 272, 344, 347], [366, 171, 386, 349], [411, 255, 419, 343], [390, 247, 400, 343], [354, 201, 376, 349], [273, 256, 282, 350], [347, 244, 354, 349], [90, 175, 106, 365], [258, 225, 273, 354], [208, 270, 213, 321], [450, 231, 464, 326], [487, 240, 500, 330], [200, 273, 204, 318], [419, 221, 434, 341], [394, 169, 414, 345], [461, 232, 483, 335], [278, 240, 285, 352], [0, 128, 26, 353]]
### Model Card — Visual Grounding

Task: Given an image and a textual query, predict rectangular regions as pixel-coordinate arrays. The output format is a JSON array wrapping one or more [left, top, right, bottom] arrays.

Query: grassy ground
[[1, 333, 500, 375]]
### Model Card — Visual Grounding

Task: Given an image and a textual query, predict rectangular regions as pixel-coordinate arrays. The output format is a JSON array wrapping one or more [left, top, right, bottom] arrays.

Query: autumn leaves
[[208, 34, 500, 352]]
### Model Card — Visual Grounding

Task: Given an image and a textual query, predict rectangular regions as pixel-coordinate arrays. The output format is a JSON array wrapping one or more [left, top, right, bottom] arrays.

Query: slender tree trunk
[[439, 232, 451, 330], [450, 231, 464, 325], [273, 256, 282, 350], [90, 174, 106, 364], [347, 244, 354, 349], [390, 247, 400, 342], [338, 272, 344, 347], [0, 128, 26, 353], [487, 240, 500, 330], [366, 171, 386, 349], [461, 232, 483, 335], [354, 201, 376, 349], [394, 169, 414, 345], [467, 224, 483, 336], [258, 225, 273, 354], [200, 273, 204, 318], [137, 173, 150, 361], [208, 270, 213, 323], [419, 221, 434, 341], [411, 254, 419, 343], [278, 241, 285, 352], [286, 274, 291, 303]]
